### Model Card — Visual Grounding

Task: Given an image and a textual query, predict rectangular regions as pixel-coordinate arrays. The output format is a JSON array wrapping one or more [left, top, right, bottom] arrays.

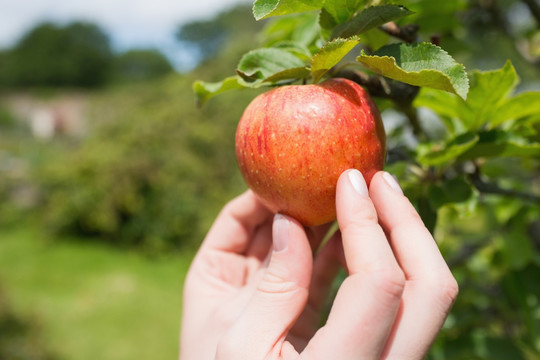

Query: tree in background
[[0, 21, 113, 88], [176, 4, 265, 67], [112, 49, 174, 82]]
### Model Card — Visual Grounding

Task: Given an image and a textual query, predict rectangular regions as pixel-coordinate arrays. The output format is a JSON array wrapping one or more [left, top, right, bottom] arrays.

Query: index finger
[[202, 190, 273, 254], [369, 171, 459, 359]]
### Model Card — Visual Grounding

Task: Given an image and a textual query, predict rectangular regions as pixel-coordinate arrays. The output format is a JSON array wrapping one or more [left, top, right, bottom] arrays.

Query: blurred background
[[0, 0, 539, 359]]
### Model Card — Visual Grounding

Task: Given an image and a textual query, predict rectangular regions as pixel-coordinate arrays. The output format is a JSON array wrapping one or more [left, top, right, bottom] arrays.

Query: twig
[[469, 168, 540, 203], [336, 69, 420, 106], [379, 22, 420, 43]]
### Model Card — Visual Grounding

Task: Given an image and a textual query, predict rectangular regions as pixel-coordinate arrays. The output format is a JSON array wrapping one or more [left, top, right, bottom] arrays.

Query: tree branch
[[379, 22, 420, 43], [469, 168, 540, 203], [336, 69, 420, 106]]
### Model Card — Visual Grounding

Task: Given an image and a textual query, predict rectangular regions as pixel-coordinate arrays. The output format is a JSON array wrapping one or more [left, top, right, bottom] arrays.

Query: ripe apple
[[235, 77, 386, 226]]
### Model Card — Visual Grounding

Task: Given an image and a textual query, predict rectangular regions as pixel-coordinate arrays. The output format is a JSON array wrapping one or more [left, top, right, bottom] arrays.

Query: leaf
[[458, 129, 540, 160], [417, 132, 478, 166], [490, 91, 540, 127], [418, 195, 438, 233], [236, 47, 307, 83], [311, 37, 361, 83], [360, 27, 390, 51], [323, 0, 364, 25], [272, 41, 312, 60], [253, 0, 324, 20], [192, 76, 245, 107], [414, 87, 465, 134], [263, 66, 311, 83], [331, 5, 413, 40], [461, 60, 518, 129], [357, 42, 469, 99], [428, 177, 474, 209], [263, 13, 321, 47]]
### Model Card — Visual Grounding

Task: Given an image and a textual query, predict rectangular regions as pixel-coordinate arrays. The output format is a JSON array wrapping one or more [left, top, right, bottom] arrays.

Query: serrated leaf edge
[[358, 44, 469, 100]]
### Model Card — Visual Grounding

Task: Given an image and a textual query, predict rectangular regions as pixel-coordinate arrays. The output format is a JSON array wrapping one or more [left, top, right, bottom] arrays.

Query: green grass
[[0, 226, 195, 360]]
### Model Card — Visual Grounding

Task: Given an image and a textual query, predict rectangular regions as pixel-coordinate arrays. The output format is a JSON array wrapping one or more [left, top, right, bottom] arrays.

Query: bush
[[35, 75, 256, 252]]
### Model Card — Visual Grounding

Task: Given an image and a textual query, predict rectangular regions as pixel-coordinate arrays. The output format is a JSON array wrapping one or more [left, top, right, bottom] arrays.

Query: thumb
[[216, 214, 313, 359]]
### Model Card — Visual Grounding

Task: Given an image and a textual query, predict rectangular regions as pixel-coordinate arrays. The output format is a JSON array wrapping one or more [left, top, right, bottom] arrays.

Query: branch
[[379, 22, 420, 43], [469, 169, 540, 203], [336, 69, 420, 106]]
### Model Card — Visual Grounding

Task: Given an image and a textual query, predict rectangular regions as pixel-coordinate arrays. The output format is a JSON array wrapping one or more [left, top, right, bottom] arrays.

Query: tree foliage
[[194, 0, 540, 358], [0, 22, 113, 88], [112, 49, 174, 82]]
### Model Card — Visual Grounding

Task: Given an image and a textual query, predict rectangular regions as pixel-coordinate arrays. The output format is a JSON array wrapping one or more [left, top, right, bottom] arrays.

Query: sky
[[0, 0, 251, 70]]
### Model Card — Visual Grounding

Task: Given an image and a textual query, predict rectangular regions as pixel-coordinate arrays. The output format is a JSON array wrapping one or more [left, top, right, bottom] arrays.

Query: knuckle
[[423, 269, 460, 309], [365, 266, 406, 302], [257, 270, 301, 296], [439, 273, 460, 305]]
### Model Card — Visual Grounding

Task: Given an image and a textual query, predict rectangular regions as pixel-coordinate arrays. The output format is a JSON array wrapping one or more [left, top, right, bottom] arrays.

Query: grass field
[[0, 225, 195, 360]]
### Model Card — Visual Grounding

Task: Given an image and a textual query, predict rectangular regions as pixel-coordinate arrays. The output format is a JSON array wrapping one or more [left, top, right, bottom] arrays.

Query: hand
[[180, 170, 459, 360]]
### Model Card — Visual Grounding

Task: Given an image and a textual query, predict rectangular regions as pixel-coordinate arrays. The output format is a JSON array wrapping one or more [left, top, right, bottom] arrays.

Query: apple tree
[[194, 0, 540, 358]]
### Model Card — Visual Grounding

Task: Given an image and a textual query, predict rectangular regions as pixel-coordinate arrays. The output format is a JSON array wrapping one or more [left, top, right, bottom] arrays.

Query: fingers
[[287, 231, 344, 351], [369, 172, 459, 359], [303, 170, 405, 360], [202, 190, 273, 254], [216, 214, 312, 359]]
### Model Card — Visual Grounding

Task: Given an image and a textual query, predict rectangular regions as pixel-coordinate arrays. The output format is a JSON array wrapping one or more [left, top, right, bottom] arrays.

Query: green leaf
[[323, 0, 364, 25], [418, 195, 438, 233], [428, 177, 479, 218], [461, 60, 518, 129], [192, 76, 246, 107], [428, 177, 474, 209], [311, 37, 361, 83], [414, 88, 465, 134], [490, 91, 540, 127], [263, 66, 311, 83], [263, 13, 321, 47], [417, 132, 478, 166], [253, 0, 324, 20], [236, 47, 307, 83], [458, 129, 540, 160], [272, 41, 313, 60], [360, 27, 390, 51], [331, 5, 413, 40], [357, 42, 469, 99]]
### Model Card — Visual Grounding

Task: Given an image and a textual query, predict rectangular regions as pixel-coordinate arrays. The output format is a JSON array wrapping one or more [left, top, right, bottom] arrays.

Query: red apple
[[235, 77, 386, 226]]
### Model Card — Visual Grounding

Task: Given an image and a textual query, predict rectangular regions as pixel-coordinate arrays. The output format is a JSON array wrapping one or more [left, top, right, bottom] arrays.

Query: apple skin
[[235, 77, 386, 226]]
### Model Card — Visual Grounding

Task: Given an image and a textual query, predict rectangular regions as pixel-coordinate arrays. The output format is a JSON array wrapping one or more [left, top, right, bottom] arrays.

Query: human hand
[[180, 170, 459, 359]]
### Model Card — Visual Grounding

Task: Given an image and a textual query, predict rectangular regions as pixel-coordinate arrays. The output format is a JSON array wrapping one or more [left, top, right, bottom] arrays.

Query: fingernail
[[347, 169, 369, 197], [382, 172, 403, 195], [273, 214, 290, 253]]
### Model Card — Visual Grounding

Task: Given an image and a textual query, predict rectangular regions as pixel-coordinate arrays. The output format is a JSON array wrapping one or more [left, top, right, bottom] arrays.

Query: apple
[[235, 77, 386, 226]]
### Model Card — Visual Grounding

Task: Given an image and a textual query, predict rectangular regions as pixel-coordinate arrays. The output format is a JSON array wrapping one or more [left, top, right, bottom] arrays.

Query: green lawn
[[0, 226, 195, 360]]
